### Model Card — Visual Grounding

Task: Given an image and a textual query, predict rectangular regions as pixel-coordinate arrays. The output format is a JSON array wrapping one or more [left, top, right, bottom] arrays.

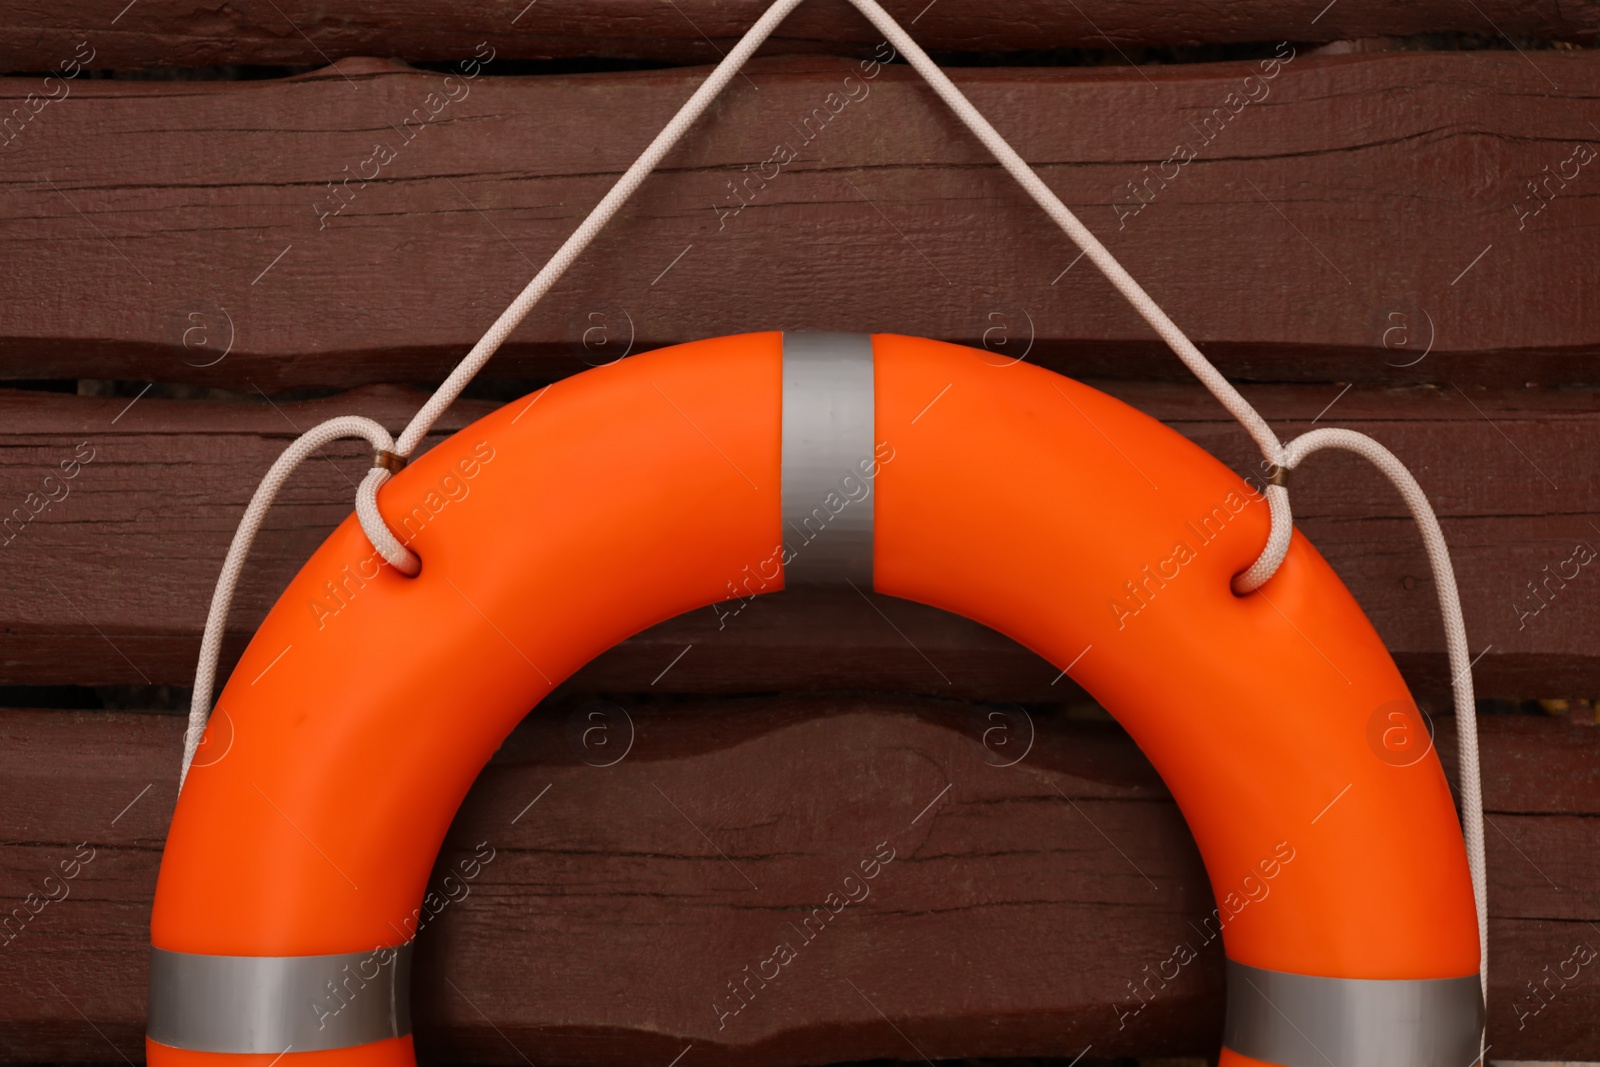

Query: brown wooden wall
[[0, 0, 1593, 70], [5, 704, 1599, 1064], [0, 2, 1596, 1064]]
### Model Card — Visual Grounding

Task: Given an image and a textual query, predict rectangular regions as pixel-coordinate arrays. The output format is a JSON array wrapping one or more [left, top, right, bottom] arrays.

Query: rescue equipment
[[150, 0, 1489, 1063], [151, 331, 1483, 1067]]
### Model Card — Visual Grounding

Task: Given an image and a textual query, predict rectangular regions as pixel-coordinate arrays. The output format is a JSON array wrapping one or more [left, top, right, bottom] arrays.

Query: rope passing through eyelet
[[356, 466, 421, 577], [1232, 442, 1294, 595], [373, 449, 408, 473], [182, 416, 412, 787]]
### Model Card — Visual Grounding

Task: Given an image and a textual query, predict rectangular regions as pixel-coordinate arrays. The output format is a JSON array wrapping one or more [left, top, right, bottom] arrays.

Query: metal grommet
[[1265, 464, 1290, 487], [373, 449, 408, 474]]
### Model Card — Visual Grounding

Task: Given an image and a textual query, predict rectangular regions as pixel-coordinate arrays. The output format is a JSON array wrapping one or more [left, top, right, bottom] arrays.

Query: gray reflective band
[[148, 943, 412, 1053], [1225, 959, 1484, 1067], [781, 331, 876, 585]]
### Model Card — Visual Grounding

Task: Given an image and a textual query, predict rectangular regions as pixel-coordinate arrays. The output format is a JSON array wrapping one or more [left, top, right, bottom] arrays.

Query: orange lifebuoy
[[149, 332, 1481, 1067]]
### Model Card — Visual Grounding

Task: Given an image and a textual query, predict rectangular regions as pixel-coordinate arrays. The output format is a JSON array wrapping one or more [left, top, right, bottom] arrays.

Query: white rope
[[177, 0, 1485, 1007], [1280, 429, 1488, 1002], [180, 416, 400, 788], [843, 0, 1296, 592], [371, 0, 1294, 591], [386, 0, 811, 461], [356, 467, 418, 574]]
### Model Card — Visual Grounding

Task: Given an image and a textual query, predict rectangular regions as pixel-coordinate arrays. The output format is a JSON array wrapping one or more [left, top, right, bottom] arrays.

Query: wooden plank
[[0, 704, 1594, 1063], [0, 1, 1593, 71], [2, 51, 1598, 387], [3, 381, 1597, 699]]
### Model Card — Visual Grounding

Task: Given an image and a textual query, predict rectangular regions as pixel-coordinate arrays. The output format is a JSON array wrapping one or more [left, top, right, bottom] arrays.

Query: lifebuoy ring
[[150, 332, 1482, 1067]]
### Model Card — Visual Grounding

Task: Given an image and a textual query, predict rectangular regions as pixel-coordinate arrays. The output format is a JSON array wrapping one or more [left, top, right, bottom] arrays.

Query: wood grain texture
[[1, 380, 1596, 699], [0, 0, 1594, 71], [0, 702, 1594, 1063], [2, 52, 1598, 387]]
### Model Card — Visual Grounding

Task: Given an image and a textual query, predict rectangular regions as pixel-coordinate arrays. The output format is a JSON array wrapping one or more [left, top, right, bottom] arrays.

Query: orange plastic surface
[[149, 332, 1477, 1067], [871, 334, 1478, 980], [147, 1037, 413, 1067]]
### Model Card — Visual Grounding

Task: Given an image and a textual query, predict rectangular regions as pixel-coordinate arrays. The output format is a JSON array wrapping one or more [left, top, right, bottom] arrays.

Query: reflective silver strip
[[148, 943, 412, 1053], [780, 331, 876, 585], [1225, 959, 1483, 1067]]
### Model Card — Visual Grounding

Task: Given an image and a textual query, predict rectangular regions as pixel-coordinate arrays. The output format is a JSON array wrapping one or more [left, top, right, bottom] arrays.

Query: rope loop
[[180, 415, 412, 787], [1275, 428, 1488, 1003], [1233, 438, 1293, 593], [357, 467, 421, 576]]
